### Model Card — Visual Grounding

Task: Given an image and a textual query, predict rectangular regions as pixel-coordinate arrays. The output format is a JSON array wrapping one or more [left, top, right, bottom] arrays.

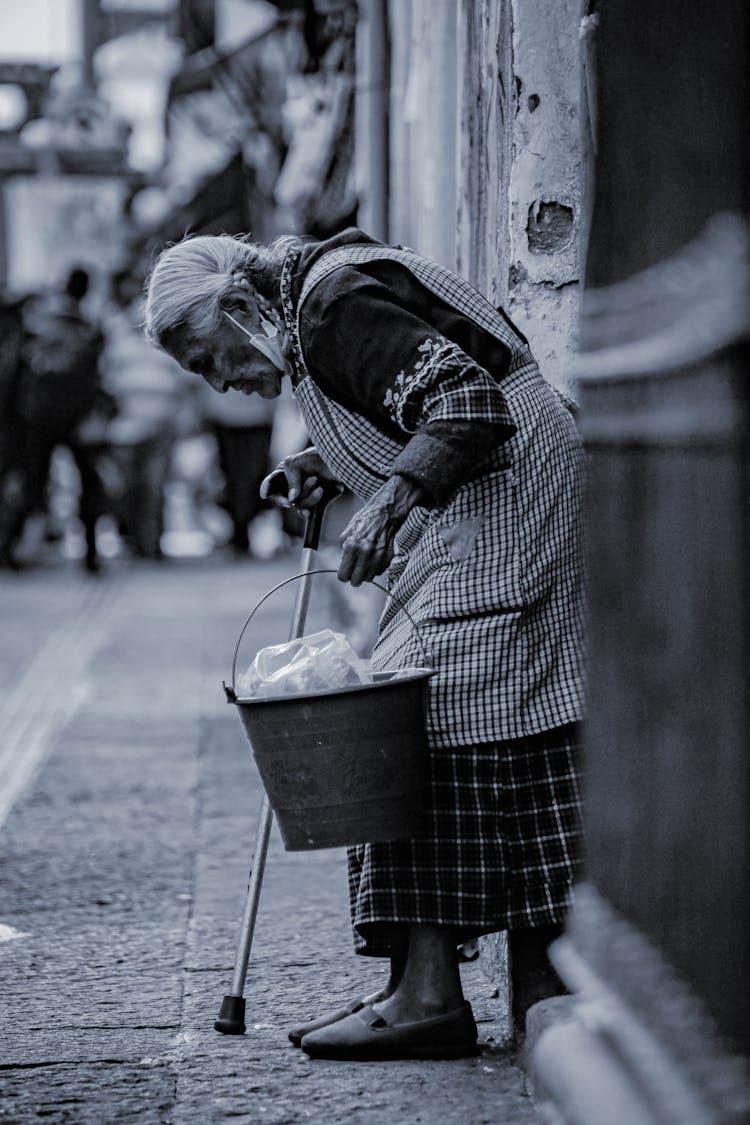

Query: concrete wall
[[508, 0, 584, 391], [456, 0, 512, 307], [458, 0, 585, 394], [376, 0, 585, 394], [386, 0, 458, 268]]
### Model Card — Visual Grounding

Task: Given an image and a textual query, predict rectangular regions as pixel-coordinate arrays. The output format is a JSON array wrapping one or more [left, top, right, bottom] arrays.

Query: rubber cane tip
[[214, 994, 246, 1035]]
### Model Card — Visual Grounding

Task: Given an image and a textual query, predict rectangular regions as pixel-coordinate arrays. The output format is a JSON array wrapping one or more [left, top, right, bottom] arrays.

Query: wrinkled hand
[[260, 447, 340, 510], [338, 475, 424, 586]]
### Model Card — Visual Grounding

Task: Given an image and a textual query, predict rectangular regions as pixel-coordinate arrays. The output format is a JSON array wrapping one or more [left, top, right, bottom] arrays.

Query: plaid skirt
[[347, 722, 583, 957]]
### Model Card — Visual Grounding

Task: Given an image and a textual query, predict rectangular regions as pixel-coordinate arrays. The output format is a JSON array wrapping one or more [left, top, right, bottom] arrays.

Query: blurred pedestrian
[[199, 376, 276, 557], [143, 227, 585, 1059], [0, 292, 26, 493], [0, 267, 114, 572], [101, 271, 196, 560]]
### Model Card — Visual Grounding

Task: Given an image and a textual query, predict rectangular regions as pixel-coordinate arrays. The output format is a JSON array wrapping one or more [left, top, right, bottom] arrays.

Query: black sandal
[[288, 998, 366, 1047]]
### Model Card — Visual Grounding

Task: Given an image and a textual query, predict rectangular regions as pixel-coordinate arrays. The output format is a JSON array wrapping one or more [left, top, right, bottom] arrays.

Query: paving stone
[[0, 1028, 173, 1070], [0, 921, 188, 1033], [0, 1056, 177, 1124]]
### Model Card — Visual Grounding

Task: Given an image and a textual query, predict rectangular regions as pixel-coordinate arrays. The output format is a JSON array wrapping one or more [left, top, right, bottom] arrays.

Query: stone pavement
[[0, 556, 539, 1124]]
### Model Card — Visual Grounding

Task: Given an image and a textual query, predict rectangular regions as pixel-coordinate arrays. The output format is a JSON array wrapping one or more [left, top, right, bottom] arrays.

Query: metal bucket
[[225, 573, 434, 851]]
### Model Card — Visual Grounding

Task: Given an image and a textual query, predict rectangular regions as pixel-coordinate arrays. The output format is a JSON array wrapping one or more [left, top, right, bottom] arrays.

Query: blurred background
[[0, 0, 362, 571], [0, 0, 585, 576]]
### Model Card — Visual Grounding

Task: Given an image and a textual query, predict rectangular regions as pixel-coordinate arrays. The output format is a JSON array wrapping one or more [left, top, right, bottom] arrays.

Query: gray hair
[[143, 233, 301, 348]]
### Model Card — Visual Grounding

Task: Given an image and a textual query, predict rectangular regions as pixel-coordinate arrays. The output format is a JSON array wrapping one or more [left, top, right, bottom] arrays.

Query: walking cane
[[214, 477, 342, 1035]]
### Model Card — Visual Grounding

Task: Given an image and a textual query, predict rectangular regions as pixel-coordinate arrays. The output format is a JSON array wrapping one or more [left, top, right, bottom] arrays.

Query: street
[[0, 556, 538, 1124]]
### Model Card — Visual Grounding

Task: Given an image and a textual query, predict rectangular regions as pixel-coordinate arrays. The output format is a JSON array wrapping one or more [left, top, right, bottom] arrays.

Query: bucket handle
[[228, 569, 432, 694]]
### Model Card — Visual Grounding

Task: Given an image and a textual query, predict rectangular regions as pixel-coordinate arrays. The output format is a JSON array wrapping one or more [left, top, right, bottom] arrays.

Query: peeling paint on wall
[[508, 0, 583, 392], [527, 199, 576, 254], [456, 0, 584, 394]]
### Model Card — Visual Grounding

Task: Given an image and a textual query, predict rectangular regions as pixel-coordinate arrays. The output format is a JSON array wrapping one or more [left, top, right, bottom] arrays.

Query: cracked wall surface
[[507, 0, 584, 392], [457, 0, 585, 395], [371, 1, 584, 392]]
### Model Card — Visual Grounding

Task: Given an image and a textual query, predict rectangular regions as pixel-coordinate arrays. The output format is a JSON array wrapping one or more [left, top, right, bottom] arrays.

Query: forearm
[[374, 472, 427, 527], [392, 419, 505, 507], [336, 431, 502, 586]]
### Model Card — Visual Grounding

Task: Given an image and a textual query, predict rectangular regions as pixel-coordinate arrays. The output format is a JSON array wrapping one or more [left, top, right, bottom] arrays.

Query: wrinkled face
[[165, 310, 284, 400]]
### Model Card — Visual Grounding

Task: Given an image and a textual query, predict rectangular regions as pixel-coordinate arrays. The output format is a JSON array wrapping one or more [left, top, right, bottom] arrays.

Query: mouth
[[232, 371, 280, 397]]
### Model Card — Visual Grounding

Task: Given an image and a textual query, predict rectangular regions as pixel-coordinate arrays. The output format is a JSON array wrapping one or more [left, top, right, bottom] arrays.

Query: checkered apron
[[279, 245, 584, 946]]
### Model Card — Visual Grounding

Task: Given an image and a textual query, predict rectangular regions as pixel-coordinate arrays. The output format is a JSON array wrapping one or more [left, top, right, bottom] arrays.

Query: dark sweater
[[290, 229, 518, 505]]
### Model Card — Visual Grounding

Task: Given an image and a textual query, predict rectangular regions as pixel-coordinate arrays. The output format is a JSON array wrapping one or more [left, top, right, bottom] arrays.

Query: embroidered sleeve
[[300, 272, 516, 438], [382, 337, 451, 430], [383, 336, 515, 435]]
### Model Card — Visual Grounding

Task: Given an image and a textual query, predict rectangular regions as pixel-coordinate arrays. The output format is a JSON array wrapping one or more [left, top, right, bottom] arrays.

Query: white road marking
[[0, 922, 30, 941], [0, 582, 121, 829]]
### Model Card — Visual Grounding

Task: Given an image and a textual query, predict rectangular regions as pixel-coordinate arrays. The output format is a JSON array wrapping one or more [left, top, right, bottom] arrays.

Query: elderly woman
[[144, 227, 585, 1061]]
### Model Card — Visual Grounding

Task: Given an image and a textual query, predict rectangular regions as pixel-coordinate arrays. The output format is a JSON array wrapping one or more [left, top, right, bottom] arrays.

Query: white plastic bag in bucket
[[236, 629, 372, 700]]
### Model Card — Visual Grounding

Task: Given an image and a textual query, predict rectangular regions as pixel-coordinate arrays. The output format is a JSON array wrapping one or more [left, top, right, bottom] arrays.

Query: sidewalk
[[0, 557, 539, 1124]]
